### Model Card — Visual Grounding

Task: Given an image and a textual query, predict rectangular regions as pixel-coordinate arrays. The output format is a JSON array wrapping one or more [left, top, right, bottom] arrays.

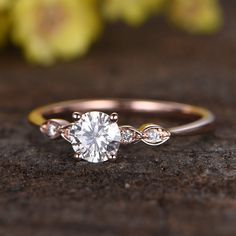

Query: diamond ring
[[28, 99, 215, 163]]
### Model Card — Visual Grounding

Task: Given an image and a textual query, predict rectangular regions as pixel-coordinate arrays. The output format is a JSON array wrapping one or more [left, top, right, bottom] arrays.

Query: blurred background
[[0, 0, 236, 236], [0, 0, 223, 65]]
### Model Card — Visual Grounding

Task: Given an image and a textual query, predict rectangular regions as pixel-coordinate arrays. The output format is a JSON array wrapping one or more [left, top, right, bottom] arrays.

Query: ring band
[[28, 99, 215, 163]]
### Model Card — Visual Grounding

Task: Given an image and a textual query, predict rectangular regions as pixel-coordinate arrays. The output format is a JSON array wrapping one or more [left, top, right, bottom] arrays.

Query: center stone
[[69, 111, 121, 163]]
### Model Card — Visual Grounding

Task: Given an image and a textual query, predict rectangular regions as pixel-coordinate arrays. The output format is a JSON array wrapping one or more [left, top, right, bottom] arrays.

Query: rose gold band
[[28, 99, 215, 136]]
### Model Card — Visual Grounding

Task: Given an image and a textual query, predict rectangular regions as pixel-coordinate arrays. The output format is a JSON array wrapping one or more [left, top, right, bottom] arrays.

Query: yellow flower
[[0, 13, 8, 48], [0, 0, 11, 48], [166, 0, 223, 34], [102, 0, 165, 26], [11, 0, 102, 65], [0, 0, 11, 9]]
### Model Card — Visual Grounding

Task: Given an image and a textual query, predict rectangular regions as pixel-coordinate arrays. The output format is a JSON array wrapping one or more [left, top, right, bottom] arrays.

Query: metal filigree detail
[[40, 113, 171, 163], [120, 126, 142, 144], [40, 119, 70, 139], [120, 124, 170, 146], [141, 124, 171, 146]]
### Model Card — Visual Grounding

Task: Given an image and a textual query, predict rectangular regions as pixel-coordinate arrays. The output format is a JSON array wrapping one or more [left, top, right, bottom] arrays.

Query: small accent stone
[[145, 128, 160, 143], [48, 123, 59, 137], [120, 126, 140, 144], [121, 129, 134, 143], [40, 120, 61, 139], [142, 125, 171, 146]]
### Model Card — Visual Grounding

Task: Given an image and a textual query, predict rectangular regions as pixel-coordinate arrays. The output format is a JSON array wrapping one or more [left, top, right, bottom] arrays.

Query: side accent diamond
[[142, 124, 171, 146], [40, 119, 69, 139], [120, 126, 142, 144]]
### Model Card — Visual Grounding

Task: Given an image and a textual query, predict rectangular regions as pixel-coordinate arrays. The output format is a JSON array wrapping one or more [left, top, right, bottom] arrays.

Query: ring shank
[[28, 99, 215, 136]]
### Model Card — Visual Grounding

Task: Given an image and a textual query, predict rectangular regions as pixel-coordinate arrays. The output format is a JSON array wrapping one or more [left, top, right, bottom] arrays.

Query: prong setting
[[108, 155, 117, 160], [110, 112, 118, 123], [74, 153, 82, 160], [72, 112, 82, 120], [74, 153, 80, 159]]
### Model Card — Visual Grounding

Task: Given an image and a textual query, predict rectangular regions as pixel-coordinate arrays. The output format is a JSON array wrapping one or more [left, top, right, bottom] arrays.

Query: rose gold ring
[[28, 99, 215, 163]]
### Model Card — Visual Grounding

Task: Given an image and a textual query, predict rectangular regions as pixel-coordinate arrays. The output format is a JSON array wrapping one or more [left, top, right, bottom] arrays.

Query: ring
[[28, 99, 215, 163]]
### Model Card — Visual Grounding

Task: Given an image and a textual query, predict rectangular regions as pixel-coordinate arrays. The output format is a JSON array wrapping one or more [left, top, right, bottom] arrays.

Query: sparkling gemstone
[[120, 126, 141, 144], [121, 129, 133, 143], [66, 111, 121, 163], [142, 125, 171, 146], [40, 119, 61, 139], [48, 123, 59, 137], [145, 129, 160, 143]]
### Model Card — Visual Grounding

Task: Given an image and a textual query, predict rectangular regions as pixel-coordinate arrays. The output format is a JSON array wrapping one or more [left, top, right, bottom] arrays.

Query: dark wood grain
[[0, 1, 235, 236]]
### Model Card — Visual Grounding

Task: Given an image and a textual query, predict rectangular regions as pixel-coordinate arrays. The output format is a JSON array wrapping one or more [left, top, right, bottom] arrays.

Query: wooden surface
[[0, 1, 236, 236]]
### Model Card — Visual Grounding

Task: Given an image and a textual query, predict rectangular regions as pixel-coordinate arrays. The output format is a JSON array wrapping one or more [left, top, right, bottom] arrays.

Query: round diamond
[[69, 111, 121, 163], [145, 129, 160, 143], [47, 122, 59, 137], [120, 126, 141, 144], [40, 119, 69, 139], [121, 129, 134, 143], [142, 125, 171, 146]]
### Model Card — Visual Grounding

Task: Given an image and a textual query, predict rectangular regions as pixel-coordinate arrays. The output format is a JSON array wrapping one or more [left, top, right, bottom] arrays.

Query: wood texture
[[0, 1, 235, 236]]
